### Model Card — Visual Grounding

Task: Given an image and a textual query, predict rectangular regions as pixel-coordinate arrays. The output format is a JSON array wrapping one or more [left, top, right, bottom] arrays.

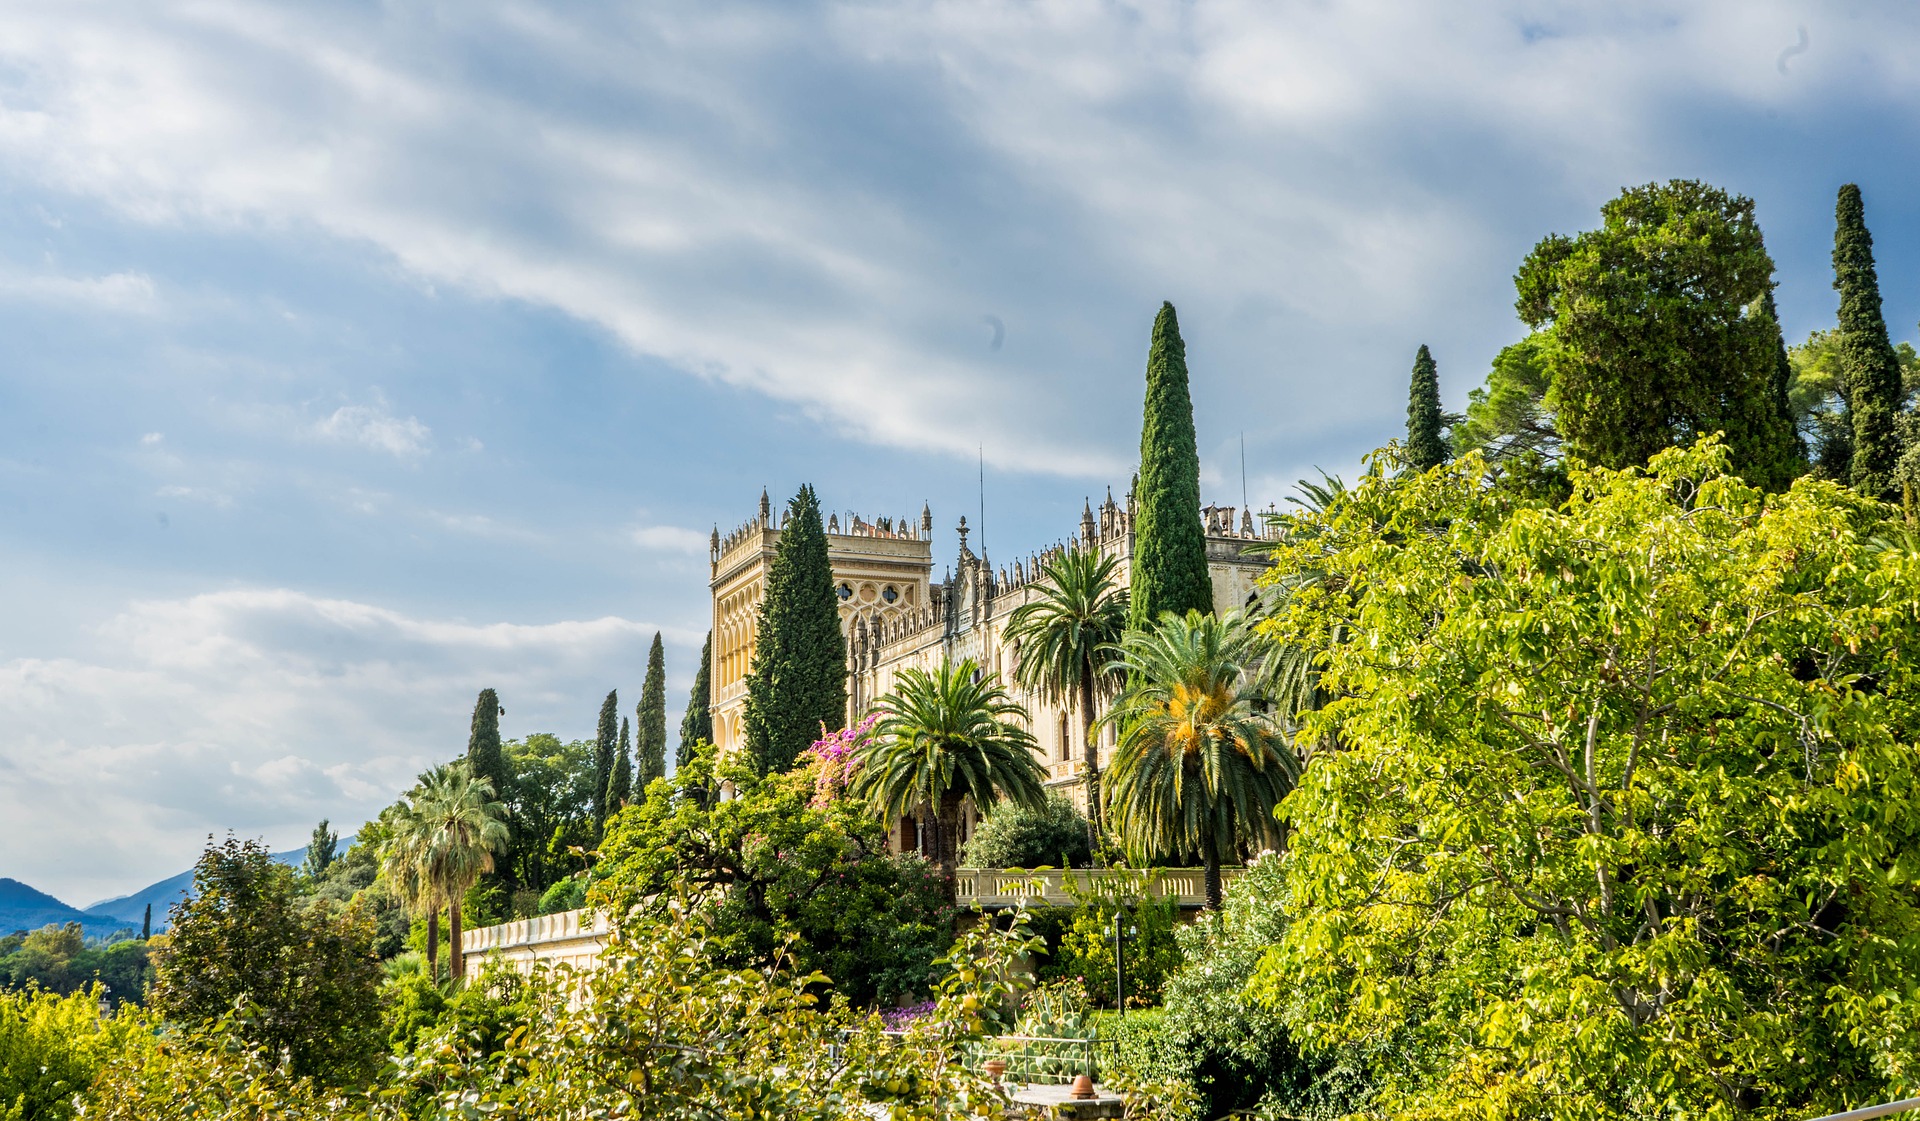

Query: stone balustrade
[[951, 867, 1237, 909], [460, 907, 611, 972]]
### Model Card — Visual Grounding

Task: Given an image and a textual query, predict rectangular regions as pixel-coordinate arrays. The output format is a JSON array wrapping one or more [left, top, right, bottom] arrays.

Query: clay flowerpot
[[1070, 1073, 1096, 1099], [984, 1058, 1008, 1084]]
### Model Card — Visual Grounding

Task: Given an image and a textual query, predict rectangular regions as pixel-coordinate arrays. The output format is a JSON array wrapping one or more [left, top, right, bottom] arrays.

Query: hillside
[[0, 878, 137, 938], [84, 836, 353, 932]]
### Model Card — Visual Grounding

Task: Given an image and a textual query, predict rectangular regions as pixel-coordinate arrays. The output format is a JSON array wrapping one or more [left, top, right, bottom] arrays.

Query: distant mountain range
[[4, 837, 352, 938]]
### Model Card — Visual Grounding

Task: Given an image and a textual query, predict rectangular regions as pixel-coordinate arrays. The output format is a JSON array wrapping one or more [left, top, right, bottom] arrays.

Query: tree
[[149, 835, 383, 1084], [1404, 344, 1448, 471], [609, 716, 633, 810], [380, 801, 447, 978], [743, 485, 848, 774], [1131, 302, 1214, 630], [1511, 179, 1802, 489], [1835, 183, 1904, 500], [679, 630, 713, 772], [1006, 545, 1129, 853], [637, 631, 668, 787], [961, 794, 1093, 870], [301, 818, 338, 881], [465, 688, 508, 806], [850, 659, 1049, 895], [1105, 610, 1294, 910], [498, 734, 598, 900], [591, 689, 619, 829], [1255, 439, 1920, 1117], [400, 763, 511, 981]]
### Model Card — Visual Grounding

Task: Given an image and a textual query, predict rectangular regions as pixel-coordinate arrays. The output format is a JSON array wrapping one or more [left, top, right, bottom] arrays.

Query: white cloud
[[629, 524, 709, 554], [312, 403, 431, 458], [0, 269, 157, 312]]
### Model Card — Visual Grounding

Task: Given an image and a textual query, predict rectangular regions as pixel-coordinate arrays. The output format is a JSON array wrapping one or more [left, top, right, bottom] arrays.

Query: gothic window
[[837, 583, 853, 601], [882, 585, 898, 604]]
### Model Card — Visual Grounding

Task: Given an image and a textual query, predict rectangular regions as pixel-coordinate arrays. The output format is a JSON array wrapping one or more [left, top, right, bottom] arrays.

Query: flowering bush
[[800, 714, 877, 805]]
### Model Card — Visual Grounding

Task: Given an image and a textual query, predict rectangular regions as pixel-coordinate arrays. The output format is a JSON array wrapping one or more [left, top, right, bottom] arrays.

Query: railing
[[952, 867, 1237, 908], [961, 1035, 1110, 1084], [1810, 1101, 1920, 1121], [460, 908, 609, 956]]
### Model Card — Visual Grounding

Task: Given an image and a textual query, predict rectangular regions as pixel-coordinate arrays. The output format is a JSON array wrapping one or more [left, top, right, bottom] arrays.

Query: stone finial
[[828, 513, 839, 533], [1080, 498, 1096, 542], [710, 525, 721, 558], [922, 502, 933, 535], [759, 488, 771, 521], [1241, 508, 1255, 536], [956, 515, 969, 552]]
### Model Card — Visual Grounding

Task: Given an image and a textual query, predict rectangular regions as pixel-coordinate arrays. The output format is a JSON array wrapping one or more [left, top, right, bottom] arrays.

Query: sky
[[5, 1, 1920, 906]]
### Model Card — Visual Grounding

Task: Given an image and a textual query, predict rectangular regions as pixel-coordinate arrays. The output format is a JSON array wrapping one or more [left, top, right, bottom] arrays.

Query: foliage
[[637, 630, 669, 787], [300, 819, 337, 882], [1449, 333, 1559, 467], [596, 747, 954, 1009], [962, 793, 1093, 870], [149, 836, 384, 1085], [609, 715, 633, 809], [384, 763, 511, 980], [678, 629, 713, 771], [1791, 326, 1920, 486], [535, 874, 585, 916], [1834, 183, 1905, 499], [1255, 438, 1920, 1118], [851, 658, 1050, 891], [497, 733, 598, 902], [1405, 343, 1449, 472], [1511, 179, 1802, 489], [1131, 301, 1215, 628], [799, 713, 877, 806], [591, 688, 619, 829], [1006, 545, 1130, 844], [309, 824, 410, 959], [0, 985, 153, 1121], [1105, 610, 1295, 909], [1040, 871, 1182, 1011], [463, 688, 508, 822], [743, 483, 849, 775], [1, 926, 151, 1006]]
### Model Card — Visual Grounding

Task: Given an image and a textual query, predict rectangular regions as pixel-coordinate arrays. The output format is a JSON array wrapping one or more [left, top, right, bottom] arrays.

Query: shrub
[[535, 875, 585, 915], [962, 794, 1093, 869], [0, 986, 152, 1121], [1035, 870, 1182, 1009]]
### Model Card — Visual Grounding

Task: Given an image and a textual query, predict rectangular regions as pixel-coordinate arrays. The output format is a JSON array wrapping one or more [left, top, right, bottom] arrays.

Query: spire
[[759, 488, 771, 522], [921, 501, 933, 536], [1080, 498, 1096, 542]]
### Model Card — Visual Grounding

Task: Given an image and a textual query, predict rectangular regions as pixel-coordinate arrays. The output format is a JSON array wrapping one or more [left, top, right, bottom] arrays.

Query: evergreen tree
[[1834, 183, 1903, 500], [302, 818, 338, 880], [609, 717, 633, 811], [465, 688, 508, 802], [678, 631, 713, 772], [142, 903, 151, 941], [1129, 302, 1214, 630], [1406, 344, 1448, 471], [591, 689, 619, 827], [1759, 290, 1809, 471], [636, 632, 668, 787], [742, 485, 848, 774]]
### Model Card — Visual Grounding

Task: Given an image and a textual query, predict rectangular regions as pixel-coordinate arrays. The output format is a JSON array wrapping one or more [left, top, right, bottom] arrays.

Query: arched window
[[1059, 714, 1071, 763]]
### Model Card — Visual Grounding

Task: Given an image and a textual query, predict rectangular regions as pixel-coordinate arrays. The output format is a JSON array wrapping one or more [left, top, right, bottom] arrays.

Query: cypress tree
[[1129, 302, 1214, 630], [465, 688, 508, 800], [1406, 344, 1448, 471], [608, 717, 633, 810], [1759, 290, 1809, 471], [742, 485, 848, 774], [591, 689, 618, 827], [677, 631, 713, 772], [636, 632, 668, 787], [1834, 183, 1903, 500], [141, 903, 151, 941]]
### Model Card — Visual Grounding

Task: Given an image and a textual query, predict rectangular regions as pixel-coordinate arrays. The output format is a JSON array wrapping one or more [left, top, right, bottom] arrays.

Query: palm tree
[[380, 801, 448, 978], [850, 659, 1050, 895], [1005, 545, 1129, 855], [382, 763, 511, 980], [1104, 610, 1297, 910]]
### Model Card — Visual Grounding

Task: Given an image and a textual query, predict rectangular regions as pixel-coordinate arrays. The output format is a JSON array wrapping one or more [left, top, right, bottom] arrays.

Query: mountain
[[83, 836, 353, 932], [0, 878, 137, 938]]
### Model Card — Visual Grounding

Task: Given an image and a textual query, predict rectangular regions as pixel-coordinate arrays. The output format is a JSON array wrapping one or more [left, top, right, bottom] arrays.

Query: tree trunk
[[450, 899, 464, 981], [936, 793, 964, 903], [1079, 661, 1101, 864], [1203, 841, 1223, 912], [427, 910, 440, 979]]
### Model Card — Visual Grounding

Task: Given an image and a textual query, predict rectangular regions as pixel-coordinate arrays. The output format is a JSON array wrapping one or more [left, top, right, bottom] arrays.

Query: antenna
[[1240, 432, 1249, 514], [978, 444, 986, 558]]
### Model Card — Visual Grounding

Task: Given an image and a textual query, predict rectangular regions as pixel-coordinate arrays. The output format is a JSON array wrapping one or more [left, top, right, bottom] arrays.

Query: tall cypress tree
[[1759, 290, 1809, 471], [591, 689, 618, 827], [465, 688, 508, 800], [1406, 344, 1448, 471], [608, 716, 633, 810], [1130, 302, 1214, 630], [677, 631, 713, 772], [636, 632, 668, 787], [742, 485, 848, 774], [1834, 183, 1903, 500]]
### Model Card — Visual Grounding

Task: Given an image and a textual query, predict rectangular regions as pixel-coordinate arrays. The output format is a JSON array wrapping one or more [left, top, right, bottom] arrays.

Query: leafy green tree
[[678, 631, 713, 772], [404, 764, 511, 980], [1788, 328, 1919, 483], [1131, 302, 1214, 628], [1, 985, 154, 1121], [1511, 179, 1802, 489], [591, 689, 618, 829], [596, 747, 954, 1008], [149, 835, 383, 1084], [1105, 610, 1294, 909], [498, 734, 597, 901], [608, 717, 633, 810], [961, 794, 1093, 870], [465, 688, 508, 805], [1835, 183, 1905, 500], [1005, 546, 1129, 849], [636, 631, 668, 787], [1255, 438, 1920, 1117], [850, 659, 1049, 895], [743, 485, 848, 774], [301, 818, 338, 881], [1404, 344, 1448, 471]]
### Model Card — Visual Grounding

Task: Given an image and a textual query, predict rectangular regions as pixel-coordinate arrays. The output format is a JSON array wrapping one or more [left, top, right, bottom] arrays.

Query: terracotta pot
[[1070, 1073, 1096, 1099], [984, 1058, 1008, 1084]]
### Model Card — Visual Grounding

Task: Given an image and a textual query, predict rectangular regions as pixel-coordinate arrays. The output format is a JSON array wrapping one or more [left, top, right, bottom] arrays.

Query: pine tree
[[1129, 302, 1214, 630], [591, 689, 618, 827], [1406, 344, 1448, 472], [1834, 183, 1903, 500], [637, 632, 668, 787], [742, 485, 848, 774], [677, 631, 713, 772], [465, 688, 508, 801], [608, 716, 633, 810], [302, 819, 338, 880]]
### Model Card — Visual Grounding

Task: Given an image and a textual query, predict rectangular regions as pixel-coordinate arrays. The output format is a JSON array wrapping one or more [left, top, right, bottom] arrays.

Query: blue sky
[[4, 0, 1920, 904]]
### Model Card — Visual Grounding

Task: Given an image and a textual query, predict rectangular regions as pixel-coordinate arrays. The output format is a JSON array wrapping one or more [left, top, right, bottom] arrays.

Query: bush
[[535, 875, 585, 916], [962, 794, 1092, 869], [0, 985, 152, 1121], [1035, 869, 1182, 1009]]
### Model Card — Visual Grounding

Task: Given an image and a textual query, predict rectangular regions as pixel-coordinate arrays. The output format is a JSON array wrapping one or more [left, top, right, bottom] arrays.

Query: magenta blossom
[[801, 714, 878, 806]]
